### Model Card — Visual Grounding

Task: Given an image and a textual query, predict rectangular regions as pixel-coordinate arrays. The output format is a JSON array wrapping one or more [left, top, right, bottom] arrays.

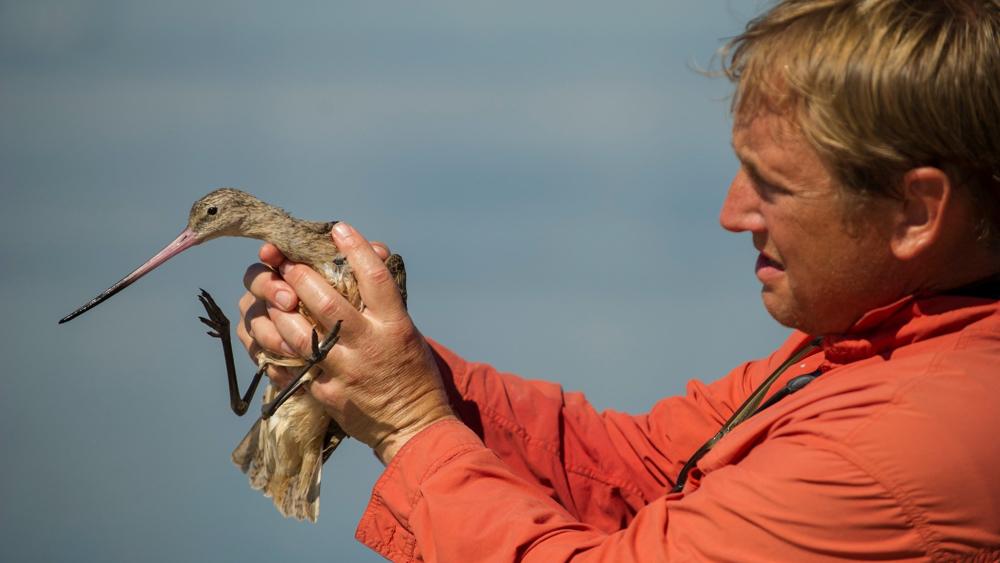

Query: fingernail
[[280, 341, 296, 356], [332, 222, 353, 239], [279, 261, 291, 276], [275, 290, 293, 311]]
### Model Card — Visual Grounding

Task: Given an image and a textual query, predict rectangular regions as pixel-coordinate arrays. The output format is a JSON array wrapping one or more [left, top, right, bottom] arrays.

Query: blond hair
[[722, 0, 1000, 243]]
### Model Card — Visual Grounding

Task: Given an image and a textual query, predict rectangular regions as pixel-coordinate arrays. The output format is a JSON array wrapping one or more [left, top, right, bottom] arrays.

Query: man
[[238, 0, 1000, 560]]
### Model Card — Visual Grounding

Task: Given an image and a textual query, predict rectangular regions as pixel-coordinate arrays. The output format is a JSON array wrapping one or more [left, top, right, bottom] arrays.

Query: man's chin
[[761, 291, 858, 335], [760, 290, 804, 330]]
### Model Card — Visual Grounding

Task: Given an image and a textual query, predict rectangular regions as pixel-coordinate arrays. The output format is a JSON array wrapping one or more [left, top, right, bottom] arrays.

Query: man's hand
[[235, 222, 455, 464]]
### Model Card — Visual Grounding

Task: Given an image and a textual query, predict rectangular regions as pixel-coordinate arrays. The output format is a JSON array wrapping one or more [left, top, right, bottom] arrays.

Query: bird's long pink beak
[[59, 228, 200, 324]]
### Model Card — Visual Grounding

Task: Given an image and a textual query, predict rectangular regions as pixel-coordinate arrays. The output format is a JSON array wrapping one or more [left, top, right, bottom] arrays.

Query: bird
[[59, 188, 407, 522]]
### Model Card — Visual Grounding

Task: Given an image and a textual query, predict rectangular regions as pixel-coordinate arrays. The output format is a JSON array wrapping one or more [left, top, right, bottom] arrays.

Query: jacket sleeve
[[354, 417, 904, 562], [421, 336, 814, 533]]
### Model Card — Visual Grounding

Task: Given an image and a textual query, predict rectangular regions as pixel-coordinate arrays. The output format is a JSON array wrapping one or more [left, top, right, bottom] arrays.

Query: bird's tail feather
[[231, 382, 330, 522]]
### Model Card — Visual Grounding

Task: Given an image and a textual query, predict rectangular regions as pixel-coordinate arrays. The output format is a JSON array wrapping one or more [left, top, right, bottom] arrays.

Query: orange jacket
[[355, 291, 1000, 562]]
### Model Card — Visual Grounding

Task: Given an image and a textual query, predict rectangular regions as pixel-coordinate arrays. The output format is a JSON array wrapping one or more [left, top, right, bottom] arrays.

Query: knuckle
[[315, 292, 341, 321], [365, 264, 393, 286], [379, 312, 417, 338], [338, 232, 361, 250], [291, 330, 313, 355], [384, 317, 416, 341], [235, 320, 251, 346], [238, 292, 254, 314], [281, 263, 307, 286]]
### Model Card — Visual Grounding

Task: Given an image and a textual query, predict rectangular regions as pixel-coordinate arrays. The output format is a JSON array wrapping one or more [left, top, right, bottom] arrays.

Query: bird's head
[[187, 188, 266, 243], [59, 187, 271, 324]]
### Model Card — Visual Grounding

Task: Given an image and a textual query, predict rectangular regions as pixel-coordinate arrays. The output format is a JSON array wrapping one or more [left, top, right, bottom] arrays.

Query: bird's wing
[[385, 253, 407, 308]]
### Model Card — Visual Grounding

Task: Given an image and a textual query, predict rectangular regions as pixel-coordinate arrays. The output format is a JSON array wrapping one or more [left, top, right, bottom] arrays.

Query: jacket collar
[[819, 279, 1000, 368]]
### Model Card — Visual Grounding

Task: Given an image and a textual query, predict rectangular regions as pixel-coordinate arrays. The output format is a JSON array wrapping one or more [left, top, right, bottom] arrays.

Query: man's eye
[[755, 178, 790, 197]]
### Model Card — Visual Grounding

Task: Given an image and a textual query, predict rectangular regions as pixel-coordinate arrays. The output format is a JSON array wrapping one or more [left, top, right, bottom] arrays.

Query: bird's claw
[[310, 320, 343, 363], [197, 288, 230, 338], [261, 320, 343, 420]]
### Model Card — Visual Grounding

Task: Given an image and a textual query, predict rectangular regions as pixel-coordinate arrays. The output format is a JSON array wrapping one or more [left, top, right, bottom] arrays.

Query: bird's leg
[[197, 289, 267, 416], [261, 321, 342, 420]]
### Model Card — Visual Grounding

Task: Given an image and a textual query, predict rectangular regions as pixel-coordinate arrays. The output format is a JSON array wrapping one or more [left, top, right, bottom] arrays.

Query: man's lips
[[755, 252, 785, 282], [756, 252, 783, 270]]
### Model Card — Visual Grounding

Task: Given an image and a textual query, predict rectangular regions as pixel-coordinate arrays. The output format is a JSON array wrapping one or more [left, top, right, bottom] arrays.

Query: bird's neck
[[238, 206, 288, 241], [241, 209, 338, 268]]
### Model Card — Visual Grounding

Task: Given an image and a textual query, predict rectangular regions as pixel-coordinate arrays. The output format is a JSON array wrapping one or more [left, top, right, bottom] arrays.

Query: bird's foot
[[198, 288, 230, 338], [261, 321, 342, 419], [198, 288, 266, 416]]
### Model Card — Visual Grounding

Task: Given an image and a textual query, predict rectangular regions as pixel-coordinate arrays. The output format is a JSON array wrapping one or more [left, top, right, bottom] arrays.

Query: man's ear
[[890, 167, 951, 261]]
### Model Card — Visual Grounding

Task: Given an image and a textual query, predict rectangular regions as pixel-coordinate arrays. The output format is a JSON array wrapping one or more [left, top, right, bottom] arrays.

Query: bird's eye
[[207, 206, 218, 216]]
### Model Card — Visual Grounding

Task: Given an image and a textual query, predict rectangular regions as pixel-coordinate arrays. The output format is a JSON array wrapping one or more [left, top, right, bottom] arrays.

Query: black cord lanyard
[[670, 337, 823, 493]]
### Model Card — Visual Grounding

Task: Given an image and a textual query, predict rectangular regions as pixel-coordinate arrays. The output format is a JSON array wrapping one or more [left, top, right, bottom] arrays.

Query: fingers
[[236, 292, 298, 388], [255, 235, 393, 318], [234, 311, 260, 359], [258, 243, 287, 269], [329, 222, 407, 320], [237, 292, 296, 358], [246, 227, 400, 363], [277, 260, 365, 334], [243, 262, 298, 312], [264, 302, 336, 360]]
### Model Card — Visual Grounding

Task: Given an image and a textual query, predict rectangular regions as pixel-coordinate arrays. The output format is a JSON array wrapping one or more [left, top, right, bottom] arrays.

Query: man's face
[[720, 110, 900, 335]]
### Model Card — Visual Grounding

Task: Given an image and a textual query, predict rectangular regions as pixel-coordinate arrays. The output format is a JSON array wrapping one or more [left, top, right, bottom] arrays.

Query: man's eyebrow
[[745, 163, 772, 186], [731, 145, 771, 186]]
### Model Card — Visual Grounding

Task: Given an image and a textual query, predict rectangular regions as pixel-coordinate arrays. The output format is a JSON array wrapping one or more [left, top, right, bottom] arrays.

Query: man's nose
[[719, 169, 765, 233]]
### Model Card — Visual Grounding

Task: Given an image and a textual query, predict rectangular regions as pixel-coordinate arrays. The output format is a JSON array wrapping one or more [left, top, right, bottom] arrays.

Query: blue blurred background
[[1, 1, 789, 561]]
